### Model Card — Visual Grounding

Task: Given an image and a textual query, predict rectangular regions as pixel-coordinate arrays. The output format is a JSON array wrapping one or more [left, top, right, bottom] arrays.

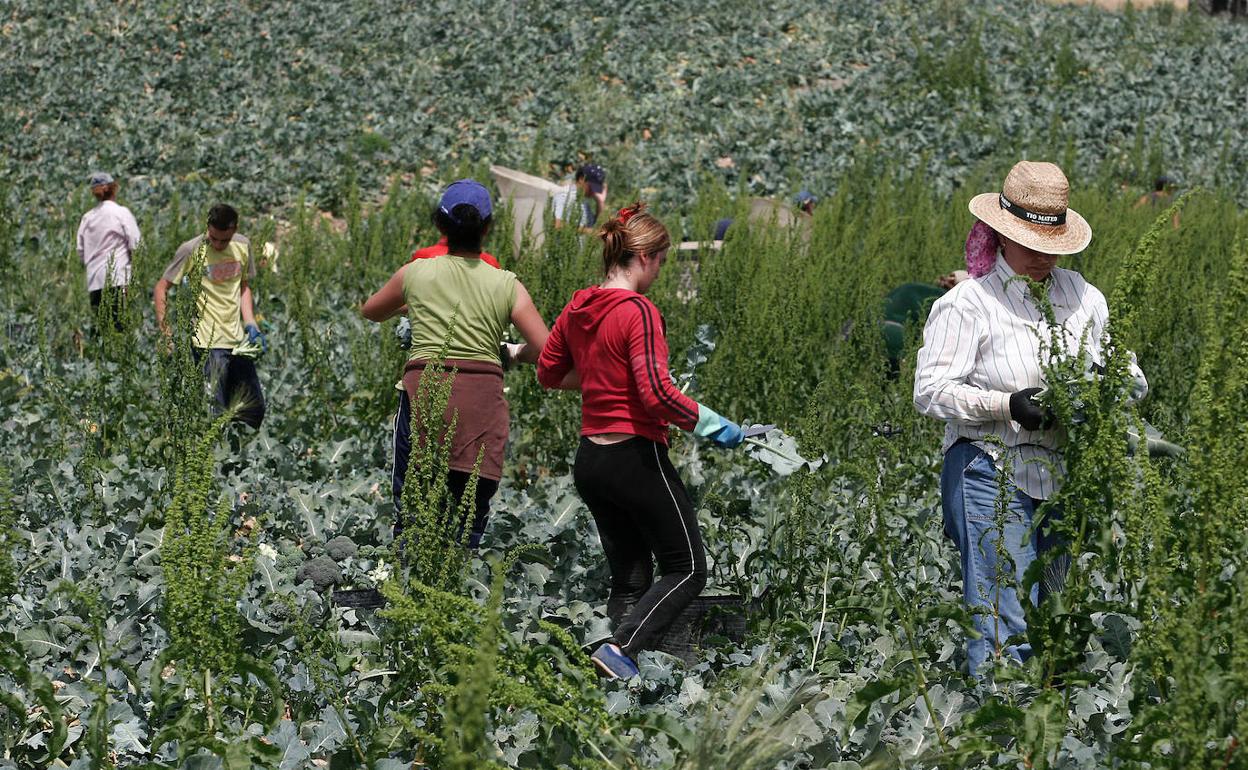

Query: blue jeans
[[940, 440, 1063, 678]]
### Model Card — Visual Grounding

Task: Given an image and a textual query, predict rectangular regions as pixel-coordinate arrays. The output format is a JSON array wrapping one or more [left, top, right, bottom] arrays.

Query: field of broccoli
[[2, 1, 1248, 768]]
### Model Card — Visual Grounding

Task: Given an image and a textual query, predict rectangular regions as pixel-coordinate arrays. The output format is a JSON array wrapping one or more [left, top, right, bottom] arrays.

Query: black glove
[[1009, 387, 1053, 432]]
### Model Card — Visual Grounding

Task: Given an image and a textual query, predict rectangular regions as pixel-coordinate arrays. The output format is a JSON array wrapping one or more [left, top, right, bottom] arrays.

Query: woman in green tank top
[[362, 179, 551, 547]]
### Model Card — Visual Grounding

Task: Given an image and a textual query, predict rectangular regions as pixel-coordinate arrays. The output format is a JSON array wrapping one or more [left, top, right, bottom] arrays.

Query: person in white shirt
[[914, 160, 1147, 679], [76, 172, 140, 330], [551, 163, 607, 231]]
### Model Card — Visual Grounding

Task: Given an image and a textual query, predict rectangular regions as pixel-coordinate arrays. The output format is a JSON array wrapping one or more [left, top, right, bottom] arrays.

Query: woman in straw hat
[[913, 160, 1147, 679]]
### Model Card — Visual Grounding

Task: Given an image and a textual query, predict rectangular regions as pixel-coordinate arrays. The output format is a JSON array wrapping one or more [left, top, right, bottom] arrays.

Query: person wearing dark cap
[[882, 270, 969, 378], [76, 172, 140, 330], [1134, 174, 1181, 228], [794, 189, 817, 216], [387, 207, 506, 528], [552, 163, 607, 230], [362, 179, 551, 548]]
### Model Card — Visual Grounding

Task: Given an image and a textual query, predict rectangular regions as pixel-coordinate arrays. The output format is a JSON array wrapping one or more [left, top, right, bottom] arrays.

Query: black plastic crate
[[332, 588, 386, 609]]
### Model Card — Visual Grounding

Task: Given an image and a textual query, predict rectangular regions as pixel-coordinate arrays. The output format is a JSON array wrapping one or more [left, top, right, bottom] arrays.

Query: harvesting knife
[[742, 424, 776, 439]]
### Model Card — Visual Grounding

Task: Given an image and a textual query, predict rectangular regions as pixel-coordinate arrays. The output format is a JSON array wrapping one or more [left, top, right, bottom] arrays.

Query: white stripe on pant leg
[[621, 444, 697, 650], [391, 399, 401, 495]]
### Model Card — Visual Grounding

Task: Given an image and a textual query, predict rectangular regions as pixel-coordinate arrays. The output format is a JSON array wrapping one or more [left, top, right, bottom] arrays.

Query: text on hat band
[[999, 192, 1066, 227]]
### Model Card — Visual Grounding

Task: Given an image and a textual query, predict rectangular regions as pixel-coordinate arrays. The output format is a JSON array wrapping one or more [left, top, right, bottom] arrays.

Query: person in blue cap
[[77, 172, 140, 331], [794, 189, 817, 216], [552, 163, 607, 231], [362, 179, 551, 548]]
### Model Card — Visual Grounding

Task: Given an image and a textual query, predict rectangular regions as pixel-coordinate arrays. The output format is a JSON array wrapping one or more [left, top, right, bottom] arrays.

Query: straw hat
[[968, 161, 1091, 255]]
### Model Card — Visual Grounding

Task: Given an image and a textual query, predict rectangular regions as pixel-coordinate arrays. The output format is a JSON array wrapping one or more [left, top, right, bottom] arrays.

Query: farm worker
[[387, 223, 505, 524], [913, 161, 1147, 678], [76, 172, 140, 331], [551, 163, 607, 231], [362, 179, 549, 548], [881, 271, 969, 377], [1134, 174, 1179, 209], [537, 203, 746, 680], [794, 189, 817, 216], [716, 189, 816, 240], [154, 204, 267, 428], [1134, 174, 1182, 229]]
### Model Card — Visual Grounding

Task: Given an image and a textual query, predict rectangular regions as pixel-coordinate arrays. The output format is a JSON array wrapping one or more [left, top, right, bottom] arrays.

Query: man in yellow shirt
[[154, 204, 267, 428]]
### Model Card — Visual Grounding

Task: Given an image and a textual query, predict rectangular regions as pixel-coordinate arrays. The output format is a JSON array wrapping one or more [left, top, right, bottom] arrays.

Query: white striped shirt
[[913, 254, 1146, 500]]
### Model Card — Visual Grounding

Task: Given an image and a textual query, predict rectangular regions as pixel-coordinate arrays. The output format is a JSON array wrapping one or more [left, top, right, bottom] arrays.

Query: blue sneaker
[[590, 643, 639, 680]]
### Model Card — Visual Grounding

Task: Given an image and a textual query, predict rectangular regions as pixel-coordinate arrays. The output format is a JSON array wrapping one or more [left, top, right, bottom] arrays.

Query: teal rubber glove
[[244, 323, 267, 353], [694, 404, 744, 448]]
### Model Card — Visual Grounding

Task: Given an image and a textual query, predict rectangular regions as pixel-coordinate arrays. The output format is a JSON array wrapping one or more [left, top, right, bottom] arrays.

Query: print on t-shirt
[[205, 260, 243, 282]]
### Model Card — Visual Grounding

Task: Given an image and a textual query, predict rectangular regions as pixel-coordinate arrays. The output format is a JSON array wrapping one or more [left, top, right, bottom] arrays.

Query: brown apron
[[402, 358, 509, 481]]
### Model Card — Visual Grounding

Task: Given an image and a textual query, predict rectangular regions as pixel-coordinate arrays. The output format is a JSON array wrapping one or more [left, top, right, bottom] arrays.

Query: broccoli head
[[295, 555, 342, 590], [325, 535, 358, 562]]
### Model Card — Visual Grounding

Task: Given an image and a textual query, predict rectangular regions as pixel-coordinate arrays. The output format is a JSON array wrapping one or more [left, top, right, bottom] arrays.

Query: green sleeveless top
[[402, 255, 518, 363]]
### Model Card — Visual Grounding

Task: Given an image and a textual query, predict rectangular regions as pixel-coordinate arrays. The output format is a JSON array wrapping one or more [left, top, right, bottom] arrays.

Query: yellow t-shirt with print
[[162, 233, 255, 349]]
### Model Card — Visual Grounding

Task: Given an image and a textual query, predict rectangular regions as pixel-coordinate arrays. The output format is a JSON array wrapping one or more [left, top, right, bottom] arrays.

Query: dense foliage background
[[3, 0, 1248, 212], [2, 1, 1247, 768]]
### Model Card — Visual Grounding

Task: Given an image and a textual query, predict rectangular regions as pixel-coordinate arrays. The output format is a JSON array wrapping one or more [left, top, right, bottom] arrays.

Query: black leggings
[[573, 436, 707, 659]]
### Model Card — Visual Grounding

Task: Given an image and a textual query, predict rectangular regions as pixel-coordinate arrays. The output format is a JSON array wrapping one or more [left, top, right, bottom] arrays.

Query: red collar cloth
[[410, 236, 501, 269]]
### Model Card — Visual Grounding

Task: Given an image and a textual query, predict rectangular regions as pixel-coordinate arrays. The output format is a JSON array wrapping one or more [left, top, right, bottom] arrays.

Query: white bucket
[[490, 165, 565, 254]]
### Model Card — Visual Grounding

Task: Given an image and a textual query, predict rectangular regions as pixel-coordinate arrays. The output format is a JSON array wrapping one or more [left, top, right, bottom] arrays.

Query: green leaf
[[1021, 690, 1065, 770], [842, 678, 903, 737]]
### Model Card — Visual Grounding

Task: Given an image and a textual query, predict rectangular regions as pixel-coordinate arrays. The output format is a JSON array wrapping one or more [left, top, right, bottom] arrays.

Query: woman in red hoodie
[[537, 203, 744, 680]]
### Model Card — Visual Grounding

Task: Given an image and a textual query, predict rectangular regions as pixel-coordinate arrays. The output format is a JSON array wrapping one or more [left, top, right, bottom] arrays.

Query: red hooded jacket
[[537, 287, 699, 444]]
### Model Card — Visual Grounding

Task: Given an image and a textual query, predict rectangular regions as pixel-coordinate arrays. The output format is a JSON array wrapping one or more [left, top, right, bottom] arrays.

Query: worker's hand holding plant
[[1009, 387, 1054, 431], [694, 404, 744, 448], [245, 323, 267, 352], [395, 317, 412, 349]]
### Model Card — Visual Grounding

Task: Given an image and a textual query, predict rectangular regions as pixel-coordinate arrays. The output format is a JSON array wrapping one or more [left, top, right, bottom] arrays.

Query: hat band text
[[999, 193, 1066, 227]]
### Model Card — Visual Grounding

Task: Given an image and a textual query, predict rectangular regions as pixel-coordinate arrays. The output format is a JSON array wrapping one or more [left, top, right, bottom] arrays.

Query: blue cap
[[576, 163, 606, 194], [794, 189, 817, 207], [88, 171, 114, 187], [438, 179, 492, 223]]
